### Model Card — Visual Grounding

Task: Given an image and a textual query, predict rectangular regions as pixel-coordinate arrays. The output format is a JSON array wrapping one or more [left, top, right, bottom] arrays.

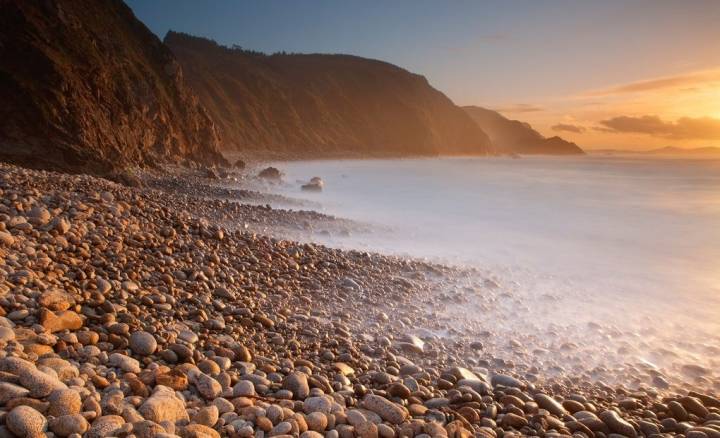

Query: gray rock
[[129, 331, 157, 356], [457, 379, 491, 395], [178, 330, 198, 344], [303, 396, 334, 414], [195, 372, 222, 399], [212, 397, 235, 414], [425, 398, 450, 409], [109, 353, 141, 373], [271, 421, 293, 436], [491, 373, 524, 389], [233, 380, 256, 397]]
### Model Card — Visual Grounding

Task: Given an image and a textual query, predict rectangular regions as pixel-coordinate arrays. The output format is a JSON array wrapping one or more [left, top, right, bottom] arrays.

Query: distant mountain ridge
[[165, 31, 493, 159], [591, 146, 720, 156], [462, 106, 584, 155], [0, 0, 226, 174]]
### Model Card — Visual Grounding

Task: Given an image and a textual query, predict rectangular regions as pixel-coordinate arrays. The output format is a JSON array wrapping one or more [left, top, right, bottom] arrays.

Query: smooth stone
[[0, 326, 16, 344], [139, 386, 189, 423], [0, 231, 14, 246], [132, 420, 166, 438], [501, 413, 528, 429], [179, 424, 220, 438], [0, 382, 30, 404], [533, 393, 567, 417], [47, 388, 82, 416], [283, 372, 310, 400], [303, 397, 334, 414], [233, 380, 256, 397], [680, 396, 709, 418], [86, 415, 125, 438], [129, 331, 158, 356], [192, 405, 219, 427], [362, 394, 407, 424], [212, 397, 235, 414], [195, 373, 222, 399], [7, 405, 48, 437], [19, 366, 67, 397], [599, 410, 637, 437], [49, 414, 89, 437], [40, 310, 83, 333], [305, 412, 328, 432], [109, 353, 141, 373], [491, 374, 524, 389]]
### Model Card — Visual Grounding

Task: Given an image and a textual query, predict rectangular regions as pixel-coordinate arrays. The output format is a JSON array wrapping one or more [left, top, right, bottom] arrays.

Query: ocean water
[[257, 155, 720, 387]]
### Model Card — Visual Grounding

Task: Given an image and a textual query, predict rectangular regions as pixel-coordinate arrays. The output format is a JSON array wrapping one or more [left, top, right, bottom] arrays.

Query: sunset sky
[[128, 0, 720, 150]]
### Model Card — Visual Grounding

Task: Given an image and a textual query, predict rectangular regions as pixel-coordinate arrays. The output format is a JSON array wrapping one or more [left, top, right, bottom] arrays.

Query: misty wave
[[255, 155, 720, 391]]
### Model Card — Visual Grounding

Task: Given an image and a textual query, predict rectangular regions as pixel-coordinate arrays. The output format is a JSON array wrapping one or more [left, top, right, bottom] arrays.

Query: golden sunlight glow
[[523, 70, 720, 150]]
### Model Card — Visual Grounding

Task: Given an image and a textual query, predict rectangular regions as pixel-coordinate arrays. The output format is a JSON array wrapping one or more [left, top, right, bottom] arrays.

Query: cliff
[[463, 106, 584, 155], [0, 0, 226, 174], [165, 32, 492, 159]]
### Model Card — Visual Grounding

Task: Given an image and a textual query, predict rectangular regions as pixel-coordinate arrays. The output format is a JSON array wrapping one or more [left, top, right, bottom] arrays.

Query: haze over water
[[266, 156, 720, 382], [272, 156, 719, 303]]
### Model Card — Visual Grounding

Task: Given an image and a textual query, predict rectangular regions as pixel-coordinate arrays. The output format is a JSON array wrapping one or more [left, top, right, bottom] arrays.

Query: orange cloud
[[551, 123, 585, 134], [583, 68, 720, 96], [492, 104, 544, 113], [597, 115, 720, 140]]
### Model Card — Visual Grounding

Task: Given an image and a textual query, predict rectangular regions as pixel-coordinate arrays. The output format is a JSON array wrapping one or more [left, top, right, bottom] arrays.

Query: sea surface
[[256, 155, 720, 388], [264, 156, 720, 324]]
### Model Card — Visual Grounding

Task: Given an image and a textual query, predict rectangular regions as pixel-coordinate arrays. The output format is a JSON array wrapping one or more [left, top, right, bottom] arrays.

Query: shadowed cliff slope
[[0, 0, 226, 173], [463, 106, 584, 155], [165, 32, 492, 159]]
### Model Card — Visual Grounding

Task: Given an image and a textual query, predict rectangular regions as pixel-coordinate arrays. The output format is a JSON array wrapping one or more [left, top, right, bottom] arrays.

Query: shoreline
[[0, 162, 718, 438]]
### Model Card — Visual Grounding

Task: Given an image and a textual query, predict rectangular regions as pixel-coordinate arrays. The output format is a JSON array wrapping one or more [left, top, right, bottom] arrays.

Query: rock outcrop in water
[[463, 106, 584, 155], [165, 32, 492, 159], [0, 0, 226, 174]]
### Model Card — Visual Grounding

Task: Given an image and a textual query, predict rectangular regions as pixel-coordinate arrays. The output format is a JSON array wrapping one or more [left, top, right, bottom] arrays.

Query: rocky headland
[[164, 32, 493, 160], [0, 0, 226, 174], [462, 107, 584, 156]]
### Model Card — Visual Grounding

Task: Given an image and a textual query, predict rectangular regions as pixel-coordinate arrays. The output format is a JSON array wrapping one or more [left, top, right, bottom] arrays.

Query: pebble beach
[[1, 162, 719, 438]]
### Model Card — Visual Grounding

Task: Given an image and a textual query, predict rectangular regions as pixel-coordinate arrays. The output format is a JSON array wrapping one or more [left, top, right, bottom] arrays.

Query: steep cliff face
[[0, 0, 226, 174], [463, 106, 584, 155], [165, 32, 492, 159]]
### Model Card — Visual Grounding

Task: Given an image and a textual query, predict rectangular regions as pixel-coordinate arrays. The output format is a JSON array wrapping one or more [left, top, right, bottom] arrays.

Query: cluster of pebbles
[[0, 163, 719, 438], [141, 168, 364, 241]]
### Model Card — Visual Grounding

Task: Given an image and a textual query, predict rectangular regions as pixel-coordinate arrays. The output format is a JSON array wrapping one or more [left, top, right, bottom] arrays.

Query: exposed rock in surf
[[258, 166, 282, 180]]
